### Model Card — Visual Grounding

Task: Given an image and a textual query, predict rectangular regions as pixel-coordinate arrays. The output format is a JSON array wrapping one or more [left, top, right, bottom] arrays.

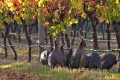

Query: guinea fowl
[[101, 53, 117, 71], [85, 51, 101, 69], [60, 43, 67, 67], [48, 38, 65, 68], [40, 50, 50, 65], [70, 36, 86, 68], [65, 48, 74, 68], [84, 55, 91, 68]]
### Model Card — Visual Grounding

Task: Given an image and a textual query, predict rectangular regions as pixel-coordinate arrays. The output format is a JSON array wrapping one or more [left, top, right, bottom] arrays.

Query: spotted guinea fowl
[[84, 55, 91, 68], [101, 53, 117, 71], [40, 50, 50, 65], [48, 37, 65, 68], [70, 36, 86, 68], [65, 48, 74, 68], [60, 42, 67, 67], [85, 51, 101, 69]]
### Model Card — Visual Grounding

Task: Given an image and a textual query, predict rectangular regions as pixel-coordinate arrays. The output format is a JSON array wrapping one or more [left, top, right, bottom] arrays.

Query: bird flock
[[40, 37, 118, 72]]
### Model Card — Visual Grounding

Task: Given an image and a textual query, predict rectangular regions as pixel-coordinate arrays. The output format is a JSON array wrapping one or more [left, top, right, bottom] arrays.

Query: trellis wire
[[8, 32, 117, 42], [82, 31, 116, 35], [0, 44, 52, 48], [9, 32, 38, 38], [9, 29, 117, 39], [0, 44, 120, 52], [43, 36, 117, 42], [1, 31, 118, 52], [84, 48, 120, 52]]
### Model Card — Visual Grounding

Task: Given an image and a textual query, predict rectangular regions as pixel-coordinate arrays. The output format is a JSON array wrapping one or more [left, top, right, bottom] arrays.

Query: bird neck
[[60, 45, 64, 54], [79, 42, 84, 49], [55, 41, 59, 49]]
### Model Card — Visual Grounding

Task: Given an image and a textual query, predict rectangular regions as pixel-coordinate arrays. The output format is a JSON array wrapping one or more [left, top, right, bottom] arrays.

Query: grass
[[0, 59, 73, 80], [23, 66, 72, 80], [1, 47, 120, 80], [1, 57, 120, 80]]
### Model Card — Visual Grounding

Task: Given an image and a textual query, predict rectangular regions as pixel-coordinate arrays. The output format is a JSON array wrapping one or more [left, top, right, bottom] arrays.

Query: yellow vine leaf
[[81, 12, 87, 19], [116, 0, 119, 4]]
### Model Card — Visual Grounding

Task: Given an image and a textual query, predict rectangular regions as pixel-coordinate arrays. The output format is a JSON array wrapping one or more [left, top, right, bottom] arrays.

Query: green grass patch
[[0, 58, 120, 80], [19, 65, 72, 80], [0, 59, 73, 80]]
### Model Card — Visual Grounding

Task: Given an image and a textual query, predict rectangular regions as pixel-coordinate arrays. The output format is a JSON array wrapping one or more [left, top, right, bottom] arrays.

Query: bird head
[[79, 35, 86, 47], [54, 37, 60, 45]]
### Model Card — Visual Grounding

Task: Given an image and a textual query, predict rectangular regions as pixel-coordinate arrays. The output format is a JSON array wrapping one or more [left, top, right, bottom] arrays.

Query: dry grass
[[0, 48, 120, 80]]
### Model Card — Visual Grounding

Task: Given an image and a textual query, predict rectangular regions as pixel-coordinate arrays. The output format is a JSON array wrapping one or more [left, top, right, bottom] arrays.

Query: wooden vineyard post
[[38, 20, 45, 62]]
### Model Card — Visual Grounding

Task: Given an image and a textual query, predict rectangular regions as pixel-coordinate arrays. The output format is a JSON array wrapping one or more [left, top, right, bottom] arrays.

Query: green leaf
[[14, 15, 22, 24]]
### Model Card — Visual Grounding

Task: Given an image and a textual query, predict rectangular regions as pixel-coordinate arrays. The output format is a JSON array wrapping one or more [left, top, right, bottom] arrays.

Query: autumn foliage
[[13, 0, 20, 7]]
